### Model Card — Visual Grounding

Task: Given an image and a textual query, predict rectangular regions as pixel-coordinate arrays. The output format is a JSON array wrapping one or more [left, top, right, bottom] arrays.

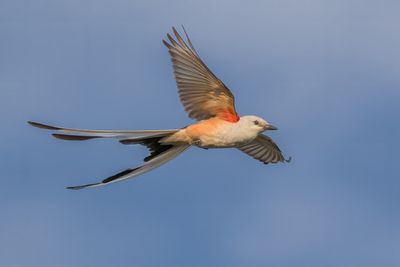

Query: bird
[[28, 27, 290, 190]]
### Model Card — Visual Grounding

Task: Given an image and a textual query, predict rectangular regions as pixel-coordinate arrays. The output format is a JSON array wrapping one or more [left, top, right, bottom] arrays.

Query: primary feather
[[163, 27, 239, 122]]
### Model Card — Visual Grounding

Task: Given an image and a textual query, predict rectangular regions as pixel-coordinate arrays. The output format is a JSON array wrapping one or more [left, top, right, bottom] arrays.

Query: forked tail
[[67, 141, 190, 189], [28, 121, 189, 189]]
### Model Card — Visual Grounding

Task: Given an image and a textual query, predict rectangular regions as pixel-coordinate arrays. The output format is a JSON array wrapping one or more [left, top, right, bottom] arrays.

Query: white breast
[[199, 121, 258, 148]]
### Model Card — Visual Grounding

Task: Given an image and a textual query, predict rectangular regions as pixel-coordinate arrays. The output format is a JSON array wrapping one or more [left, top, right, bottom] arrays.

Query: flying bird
[[29, 27, 290, 190]]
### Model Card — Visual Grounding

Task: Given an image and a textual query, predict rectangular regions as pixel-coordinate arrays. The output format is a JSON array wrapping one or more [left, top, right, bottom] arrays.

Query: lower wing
[[237, 134, 291, 164]]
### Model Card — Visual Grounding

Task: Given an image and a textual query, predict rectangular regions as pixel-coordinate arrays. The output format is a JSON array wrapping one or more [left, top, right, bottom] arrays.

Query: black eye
[[254, 120, 259, 125]]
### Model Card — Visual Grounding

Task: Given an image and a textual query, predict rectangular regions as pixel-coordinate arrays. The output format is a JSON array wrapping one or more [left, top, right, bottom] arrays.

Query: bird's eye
[[254, 120, 259, 125]]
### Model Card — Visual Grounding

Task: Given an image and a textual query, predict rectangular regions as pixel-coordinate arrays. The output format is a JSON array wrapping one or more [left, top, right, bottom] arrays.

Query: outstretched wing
[[163, 27, 239, 122], [237, 134, 290, 164]]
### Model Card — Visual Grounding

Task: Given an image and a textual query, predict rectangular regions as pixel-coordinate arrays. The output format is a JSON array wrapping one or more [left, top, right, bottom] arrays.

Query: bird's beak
[[264, 124, 278, 130]]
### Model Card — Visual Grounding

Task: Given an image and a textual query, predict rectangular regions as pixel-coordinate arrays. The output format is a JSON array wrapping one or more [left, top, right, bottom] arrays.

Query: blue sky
[[1, 0, 400, 266]]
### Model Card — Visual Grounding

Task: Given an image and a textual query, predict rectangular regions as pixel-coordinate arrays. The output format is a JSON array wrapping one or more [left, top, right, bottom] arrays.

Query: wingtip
[[181, 24, 189, 37], [166, 33, 175, 44], [172, 26, 181, 39], [162, 39, 171, 48], [285, 156, 292, 163]]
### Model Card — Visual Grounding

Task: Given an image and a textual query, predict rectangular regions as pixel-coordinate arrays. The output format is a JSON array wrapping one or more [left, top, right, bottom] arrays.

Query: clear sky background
[[1, 0, 400, 266]]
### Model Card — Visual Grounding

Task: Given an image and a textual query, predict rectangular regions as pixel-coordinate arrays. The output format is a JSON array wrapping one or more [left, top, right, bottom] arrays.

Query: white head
[[239, 115, 278, 134]]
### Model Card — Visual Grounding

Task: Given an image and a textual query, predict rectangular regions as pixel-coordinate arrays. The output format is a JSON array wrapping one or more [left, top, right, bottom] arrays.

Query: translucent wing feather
[[163, 27, 239, 122], [237, 134, 289, 164]]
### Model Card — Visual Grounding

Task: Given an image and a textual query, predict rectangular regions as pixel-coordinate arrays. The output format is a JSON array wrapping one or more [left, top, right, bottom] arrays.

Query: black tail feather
[[52, 133, 101, 141], [28, 121, 61, 130], [120, 136, 173, 162]]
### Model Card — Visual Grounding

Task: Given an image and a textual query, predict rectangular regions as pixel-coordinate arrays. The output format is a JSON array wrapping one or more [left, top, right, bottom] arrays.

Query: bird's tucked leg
[[192, 139, 209, 150], [193, 139, 202, 146]]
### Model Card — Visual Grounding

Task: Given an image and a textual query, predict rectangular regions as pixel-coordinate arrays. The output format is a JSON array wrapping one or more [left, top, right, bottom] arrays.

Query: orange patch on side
[[218, 109, 240, 122], [185, 118, 223, 140]]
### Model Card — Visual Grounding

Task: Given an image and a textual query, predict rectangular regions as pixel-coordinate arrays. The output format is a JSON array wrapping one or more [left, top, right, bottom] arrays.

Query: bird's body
[[29, 27, 289, 189], [163, 116, 270, 148]]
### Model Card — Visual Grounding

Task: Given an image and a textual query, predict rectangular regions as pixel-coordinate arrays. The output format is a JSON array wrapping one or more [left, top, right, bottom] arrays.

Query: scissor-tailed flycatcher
[[29, 27, 290, 189]]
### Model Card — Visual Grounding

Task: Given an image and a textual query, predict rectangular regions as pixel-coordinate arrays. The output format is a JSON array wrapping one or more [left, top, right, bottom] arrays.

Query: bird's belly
[[197, 131, 253, 148]]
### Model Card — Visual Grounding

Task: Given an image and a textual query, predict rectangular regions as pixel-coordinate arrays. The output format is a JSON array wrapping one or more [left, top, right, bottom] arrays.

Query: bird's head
[[240, 115, 278, 134]]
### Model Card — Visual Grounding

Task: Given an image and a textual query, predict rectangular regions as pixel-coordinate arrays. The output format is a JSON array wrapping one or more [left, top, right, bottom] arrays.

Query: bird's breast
[[184, 119, 256, 148]]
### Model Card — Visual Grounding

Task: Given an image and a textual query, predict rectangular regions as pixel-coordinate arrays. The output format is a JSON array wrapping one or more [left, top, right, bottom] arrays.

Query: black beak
[[264, 124, 278, 130]]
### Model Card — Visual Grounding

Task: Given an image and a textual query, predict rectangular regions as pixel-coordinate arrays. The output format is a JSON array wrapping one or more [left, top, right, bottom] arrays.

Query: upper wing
[[237, 134, 290, 164], [163, 27, 239, 122]]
